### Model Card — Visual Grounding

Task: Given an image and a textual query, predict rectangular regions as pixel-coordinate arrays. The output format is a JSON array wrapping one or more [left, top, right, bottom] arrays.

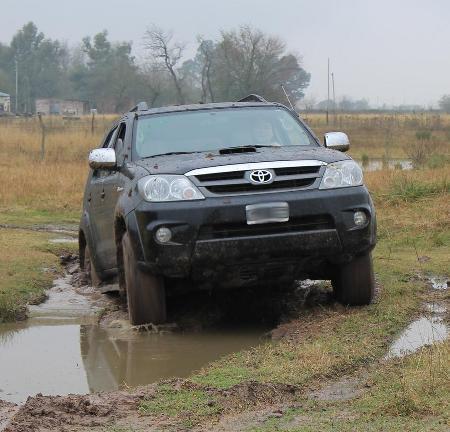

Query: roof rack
[[237, 94, 267, 103], [130, 101, 149, 112]]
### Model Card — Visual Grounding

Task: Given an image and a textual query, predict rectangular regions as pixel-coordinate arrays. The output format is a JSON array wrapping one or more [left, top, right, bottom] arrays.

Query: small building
[[36, 98, 89, 116], [0, 91, 11, 113]]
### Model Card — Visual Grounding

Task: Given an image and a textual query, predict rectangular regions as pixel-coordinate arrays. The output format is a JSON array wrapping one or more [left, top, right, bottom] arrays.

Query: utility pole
[[331, 72, 336, 125], [15, 57, 19, 114], [326, 58, 330, 125]]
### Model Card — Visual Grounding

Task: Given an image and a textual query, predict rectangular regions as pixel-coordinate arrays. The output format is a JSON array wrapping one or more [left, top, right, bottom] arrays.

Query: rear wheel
[[83, 244, 101, 287], [332, 252, 375, 306], [121, 232, 167, 325]]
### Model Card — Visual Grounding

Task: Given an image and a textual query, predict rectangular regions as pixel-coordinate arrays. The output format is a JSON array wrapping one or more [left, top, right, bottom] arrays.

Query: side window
[[110, 123, 126, 149], [111, 123, 127, 164], [102, 127, 119, 148]]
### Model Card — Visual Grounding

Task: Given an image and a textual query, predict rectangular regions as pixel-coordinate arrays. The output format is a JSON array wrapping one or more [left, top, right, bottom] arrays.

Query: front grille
[[205, 178, 315, 194], [197, 215, 334, 240], [195, 171, 245, 182], [190, 161, 324, 196], [274, 166, 320, 176]]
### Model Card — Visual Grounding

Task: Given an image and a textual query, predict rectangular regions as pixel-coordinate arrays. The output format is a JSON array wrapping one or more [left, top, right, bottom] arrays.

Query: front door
[[96, 122, 128, 270]]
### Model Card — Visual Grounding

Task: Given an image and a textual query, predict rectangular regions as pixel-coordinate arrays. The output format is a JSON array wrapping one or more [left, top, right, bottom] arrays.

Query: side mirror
[[115, 138, 126, 166], [88, 148, 116, 169], [324, 132, 350, 152]]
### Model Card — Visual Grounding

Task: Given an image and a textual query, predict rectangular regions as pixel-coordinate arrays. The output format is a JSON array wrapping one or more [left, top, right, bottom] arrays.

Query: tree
[[143, 26, 186, 104], [72, 31, 138, 112], [211, 26, 310, 104], [438, 95, 450, 113], [197, 38, 216, 102], [9, 22, 68, 112]]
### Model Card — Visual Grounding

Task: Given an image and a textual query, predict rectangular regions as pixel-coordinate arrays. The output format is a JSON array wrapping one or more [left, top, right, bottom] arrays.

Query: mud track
[[2, 253, 447, 432], [1, 254, 339, 431]]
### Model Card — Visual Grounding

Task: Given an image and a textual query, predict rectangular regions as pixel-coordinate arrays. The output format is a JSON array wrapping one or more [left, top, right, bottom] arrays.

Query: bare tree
[[212, 25, 309, 103], [143, 25, 186, 104], [197, 37, 215, 102]]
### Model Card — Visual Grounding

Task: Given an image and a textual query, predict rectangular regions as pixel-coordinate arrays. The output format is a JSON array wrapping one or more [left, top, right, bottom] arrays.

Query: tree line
[[0, 22, 310, 113]]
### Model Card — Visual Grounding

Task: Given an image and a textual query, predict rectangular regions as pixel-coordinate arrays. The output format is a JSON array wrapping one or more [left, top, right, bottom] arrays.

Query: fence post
[[38, 113, 46, 160], [91, 111, 96, 135]]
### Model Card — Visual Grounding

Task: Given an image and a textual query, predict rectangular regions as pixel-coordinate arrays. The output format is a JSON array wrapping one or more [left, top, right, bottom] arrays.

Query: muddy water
[[0, 277, 263, 404]]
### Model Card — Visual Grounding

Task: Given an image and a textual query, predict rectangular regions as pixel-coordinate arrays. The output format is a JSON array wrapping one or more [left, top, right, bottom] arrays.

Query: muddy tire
[[332, 252, 375, 306], [122, 232, 166, 325], [83, 244, 101, 287]]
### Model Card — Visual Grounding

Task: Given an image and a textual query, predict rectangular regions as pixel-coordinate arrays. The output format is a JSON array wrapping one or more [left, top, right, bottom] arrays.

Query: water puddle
[[429, 276, 449, 290], [28, 275, 102, 321], [357, 158, 413, 172], [0, 276, 263, 404], [385, 276, 448, 359], [385, 316, 448, 359], [48, 237, 78, 244]]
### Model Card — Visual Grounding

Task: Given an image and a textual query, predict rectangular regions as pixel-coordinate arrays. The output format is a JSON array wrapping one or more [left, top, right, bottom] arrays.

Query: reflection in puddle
[[0, 274, 264, 404], [0, 322, 262, 404]]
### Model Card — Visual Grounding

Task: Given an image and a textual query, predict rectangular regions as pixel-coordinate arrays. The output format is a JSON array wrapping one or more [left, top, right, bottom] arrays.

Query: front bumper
[[125, 186, 376, 285]]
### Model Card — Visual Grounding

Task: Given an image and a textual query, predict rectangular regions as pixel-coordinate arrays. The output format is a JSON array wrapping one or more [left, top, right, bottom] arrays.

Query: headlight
[[319, 160, 363, 189], [138, 175, 205, 202]]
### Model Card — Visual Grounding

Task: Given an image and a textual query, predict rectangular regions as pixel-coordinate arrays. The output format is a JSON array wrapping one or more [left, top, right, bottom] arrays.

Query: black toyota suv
[[79, 95, 376, 325]]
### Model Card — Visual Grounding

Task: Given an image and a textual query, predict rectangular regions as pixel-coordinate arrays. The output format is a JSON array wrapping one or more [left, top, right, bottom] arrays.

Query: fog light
[[155, 227, 172, 243], [354, 211, 367, 226]]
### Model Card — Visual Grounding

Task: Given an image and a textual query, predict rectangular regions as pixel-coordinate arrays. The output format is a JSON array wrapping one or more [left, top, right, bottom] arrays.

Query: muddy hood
[[135, 146, 349, 175]]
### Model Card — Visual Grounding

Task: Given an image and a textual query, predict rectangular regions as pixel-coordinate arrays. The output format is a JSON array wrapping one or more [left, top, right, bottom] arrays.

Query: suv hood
[[135, 146, 350, 175]]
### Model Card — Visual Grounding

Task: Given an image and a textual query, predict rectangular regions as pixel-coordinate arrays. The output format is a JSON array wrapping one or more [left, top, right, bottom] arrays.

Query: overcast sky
[[1, 0, 448, 107]]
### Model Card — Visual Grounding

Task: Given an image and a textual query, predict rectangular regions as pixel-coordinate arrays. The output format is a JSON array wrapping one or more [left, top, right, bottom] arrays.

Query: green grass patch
[[0, 207, 79, 227], [0, 228, 67, 322], [140, 384, 220, 427], [386, 176, 449, 203], [246, 343, 449, 431]]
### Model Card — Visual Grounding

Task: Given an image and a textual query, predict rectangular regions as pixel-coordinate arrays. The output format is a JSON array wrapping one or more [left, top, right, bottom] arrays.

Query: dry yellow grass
[[303, 112, 450, 159], [0, 112, 449, 216], [0, 115, 117, 214]]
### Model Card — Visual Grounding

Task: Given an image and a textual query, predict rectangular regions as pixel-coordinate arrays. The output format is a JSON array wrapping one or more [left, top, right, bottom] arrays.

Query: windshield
[[133, 107, 316, 159]]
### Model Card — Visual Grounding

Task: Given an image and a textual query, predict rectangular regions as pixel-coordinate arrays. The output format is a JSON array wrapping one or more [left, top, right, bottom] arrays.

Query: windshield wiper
[[142, 151, 195, 158], [219, 144, 280, 154]]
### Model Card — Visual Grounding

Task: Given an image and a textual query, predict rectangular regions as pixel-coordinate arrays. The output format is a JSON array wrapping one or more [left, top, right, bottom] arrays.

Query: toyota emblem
[[249, 169, 273, 184]]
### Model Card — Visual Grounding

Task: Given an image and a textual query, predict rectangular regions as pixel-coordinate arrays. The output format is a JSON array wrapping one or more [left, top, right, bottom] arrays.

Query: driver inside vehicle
[[251, 118, 281, 146]]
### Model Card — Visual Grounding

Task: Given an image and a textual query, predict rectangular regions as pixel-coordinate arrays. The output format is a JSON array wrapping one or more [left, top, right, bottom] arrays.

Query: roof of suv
[[129, 101, 288, 117]]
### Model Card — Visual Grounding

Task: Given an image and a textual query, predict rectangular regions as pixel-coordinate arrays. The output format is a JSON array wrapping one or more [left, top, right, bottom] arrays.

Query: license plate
[[246, 202, 289, 225]]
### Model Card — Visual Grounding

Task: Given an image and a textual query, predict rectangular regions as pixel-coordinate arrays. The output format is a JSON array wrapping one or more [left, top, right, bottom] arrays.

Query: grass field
[[0, 112, 449, 218], [0, 113, 449, 430]]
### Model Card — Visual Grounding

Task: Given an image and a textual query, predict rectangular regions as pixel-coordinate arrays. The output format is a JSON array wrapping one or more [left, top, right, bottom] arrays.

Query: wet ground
[[0, 240, 448, 431]]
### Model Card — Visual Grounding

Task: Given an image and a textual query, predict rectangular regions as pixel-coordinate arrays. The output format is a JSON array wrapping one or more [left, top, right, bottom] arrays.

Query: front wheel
[[332, 252, 375, 306], [121, 232, 167, 325]]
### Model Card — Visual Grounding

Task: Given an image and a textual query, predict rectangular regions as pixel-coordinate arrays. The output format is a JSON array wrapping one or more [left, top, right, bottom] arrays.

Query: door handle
[[100, 191, 105, 199], [117, 187, 124, 192]]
